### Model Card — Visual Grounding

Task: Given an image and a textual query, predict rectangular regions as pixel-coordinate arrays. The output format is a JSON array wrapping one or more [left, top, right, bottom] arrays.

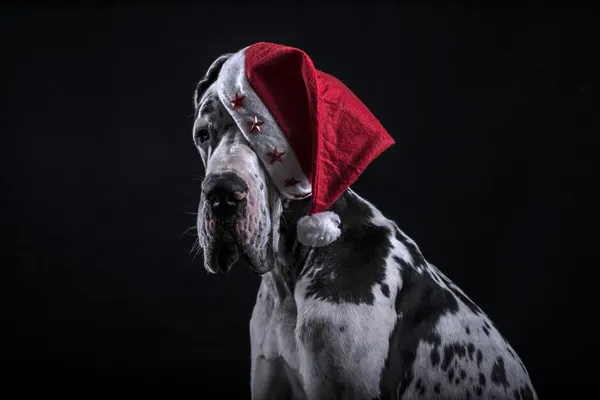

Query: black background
[[1, 0, 597, 397]]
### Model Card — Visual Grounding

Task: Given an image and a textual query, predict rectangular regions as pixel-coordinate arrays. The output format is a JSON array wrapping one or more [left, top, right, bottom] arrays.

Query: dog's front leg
[[251, 354, 293, 400], [295, 299, 396, 400], [250, 281, 296, 400]]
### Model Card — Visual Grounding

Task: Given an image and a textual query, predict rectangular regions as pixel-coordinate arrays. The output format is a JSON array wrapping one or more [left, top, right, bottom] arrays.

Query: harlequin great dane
[[192, 53, 538, 400]]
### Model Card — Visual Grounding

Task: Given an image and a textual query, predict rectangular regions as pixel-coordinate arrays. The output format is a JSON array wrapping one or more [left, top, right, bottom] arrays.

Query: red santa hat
[[215, 42, 395, 247]]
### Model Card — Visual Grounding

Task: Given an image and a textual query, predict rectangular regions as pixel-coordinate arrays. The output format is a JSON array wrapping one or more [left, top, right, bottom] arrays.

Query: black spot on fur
[[520, 361, 527, 374], [448, 368, 455, 382], [430, 347, 440, 367], [454, 378, 460, 385], [431, 269, 483, 315], [442, 342, 467, 371], [305, 192, 392, 305], [339, 325, 345, 332], [453, 288, 483, 315], [433, 382, 440, 393], [491, 356, 509, 389], [394, 228, 427, 267], [460, 369, 467, 380], [298, 319, 329, 353], [466, 389, 472, 399], [381, 283, 390, 297], [475, 386, 483, 396], [479, 372, 486, 386], [200, 102, 214, 115], [477, 350, 483, 367], [467, 343, 475, 360], [415, 378, 426, 396], [393, 229, 404, 244], [514, 385, 535, 400], [507, 347, 516, 359], [483, 325, 490, 337], [466, 326, 470, 335]]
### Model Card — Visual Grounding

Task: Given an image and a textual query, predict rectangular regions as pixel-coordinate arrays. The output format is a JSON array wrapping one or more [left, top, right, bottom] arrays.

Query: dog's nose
[[202, 172, 249, 218]]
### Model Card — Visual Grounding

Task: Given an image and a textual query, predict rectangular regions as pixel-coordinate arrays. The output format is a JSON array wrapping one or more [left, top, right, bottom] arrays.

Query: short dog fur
[[192, 53, 538, 400]]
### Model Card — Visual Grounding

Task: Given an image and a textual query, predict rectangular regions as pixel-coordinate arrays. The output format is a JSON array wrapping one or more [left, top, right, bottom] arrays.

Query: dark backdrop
[[1, 1, 597, 397]]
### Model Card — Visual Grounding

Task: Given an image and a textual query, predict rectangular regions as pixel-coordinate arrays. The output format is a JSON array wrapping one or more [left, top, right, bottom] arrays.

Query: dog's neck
[[261, 189, 373, 302]]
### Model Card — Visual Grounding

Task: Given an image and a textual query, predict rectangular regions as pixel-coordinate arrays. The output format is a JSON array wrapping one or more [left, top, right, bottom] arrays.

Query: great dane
[[192, 52, 538, 400]]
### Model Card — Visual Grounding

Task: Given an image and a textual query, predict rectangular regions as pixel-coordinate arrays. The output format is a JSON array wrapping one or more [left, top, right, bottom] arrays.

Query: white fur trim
[[297, 211, 341, 247], [215, 47, 312, 200]]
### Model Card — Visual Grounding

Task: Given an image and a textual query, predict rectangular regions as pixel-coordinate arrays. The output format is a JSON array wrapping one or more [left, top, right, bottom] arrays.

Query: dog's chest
[[250, 279, 301, 370]]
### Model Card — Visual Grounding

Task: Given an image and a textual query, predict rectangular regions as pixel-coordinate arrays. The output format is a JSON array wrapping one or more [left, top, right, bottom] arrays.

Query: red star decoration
[[268, 147, 285, 164], [248, 116, 264, 134], [293, 192, 311, 199], [231, 93, 245, 110], [284, 177, 301, 187]]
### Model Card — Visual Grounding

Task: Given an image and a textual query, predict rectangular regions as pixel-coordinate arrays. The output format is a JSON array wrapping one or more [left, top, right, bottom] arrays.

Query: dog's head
[[191, 45, 395, 274], [192, 54, 290, 275]]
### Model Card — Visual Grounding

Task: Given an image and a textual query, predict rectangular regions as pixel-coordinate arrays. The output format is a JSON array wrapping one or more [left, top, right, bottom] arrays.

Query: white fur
[[294, 236, 402, 399], [296, 211, 342, 247]]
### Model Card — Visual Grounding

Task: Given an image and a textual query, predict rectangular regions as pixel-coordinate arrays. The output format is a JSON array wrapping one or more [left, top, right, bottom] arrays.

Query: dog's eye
[[196, 128, 210, 144]]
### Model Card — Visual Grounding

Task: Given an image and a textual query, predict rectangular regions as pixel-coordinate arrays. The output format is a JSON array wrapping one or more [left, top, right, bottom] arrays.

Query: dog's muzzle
[[202, 171, 248, 221], [199, 171, 251, 274]]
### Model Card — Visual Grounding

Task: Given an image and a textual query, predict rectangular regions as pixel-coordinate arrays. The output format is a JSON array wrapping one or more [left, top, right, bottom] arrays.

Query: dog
[[192, 52, 538, 400]]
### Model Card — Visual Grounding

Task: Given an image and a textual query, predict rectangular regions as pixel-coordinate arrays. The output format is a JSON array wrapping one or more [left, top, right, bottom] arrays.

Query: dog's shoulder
[[296, 189, 400, 306], [293, 190, 537, 399], [293, 191, 403, 398]]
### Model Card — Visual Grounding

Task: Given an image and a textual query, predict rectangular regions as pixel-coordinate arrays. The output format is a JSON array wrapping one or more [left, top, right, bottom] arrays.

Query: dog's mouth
[[203, 226, 238, 274], [203, 224, 266, 275]]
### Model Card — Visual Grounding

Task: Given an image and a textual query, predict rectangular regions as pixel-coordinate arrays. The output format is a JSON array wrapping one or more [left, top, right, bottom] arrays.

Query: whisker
[[279, 214, 289, 230], [180, 225, 197, 237], [189, 237, 205, 263], [180, 207, 199, 215], [193, 173, 205, 182], [192, 245, 204, 262], [189, 237, 199, 254]]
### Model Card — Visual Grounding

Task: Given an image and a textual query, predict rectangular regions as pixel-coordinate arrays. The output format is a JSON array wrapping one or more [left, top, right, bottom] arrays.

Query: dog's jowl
[[192, 42, 538, 400]]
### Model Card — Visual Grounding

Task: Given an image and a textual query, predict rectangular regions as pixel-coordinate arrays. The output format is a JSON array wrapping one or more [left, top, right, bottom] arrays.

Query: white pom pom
[[297, 211, 341, 247]]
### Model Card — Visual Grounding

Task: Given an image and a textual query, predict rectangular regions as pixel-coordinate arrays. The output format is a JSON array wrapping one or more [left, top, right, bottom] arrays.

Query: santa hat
[[215, 42, 395, 247]]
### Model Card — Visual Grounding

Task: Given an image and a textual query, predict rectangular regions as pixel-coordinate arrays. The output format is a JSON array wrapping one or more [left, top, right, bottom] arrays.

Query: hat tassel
[[296, 211, 341, 247]]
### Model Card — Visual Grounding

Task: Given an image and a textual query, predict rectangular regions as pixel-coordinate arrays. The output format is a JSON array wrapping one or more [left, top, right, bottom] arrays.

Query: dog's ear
[[194, 53, 233, 110]]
